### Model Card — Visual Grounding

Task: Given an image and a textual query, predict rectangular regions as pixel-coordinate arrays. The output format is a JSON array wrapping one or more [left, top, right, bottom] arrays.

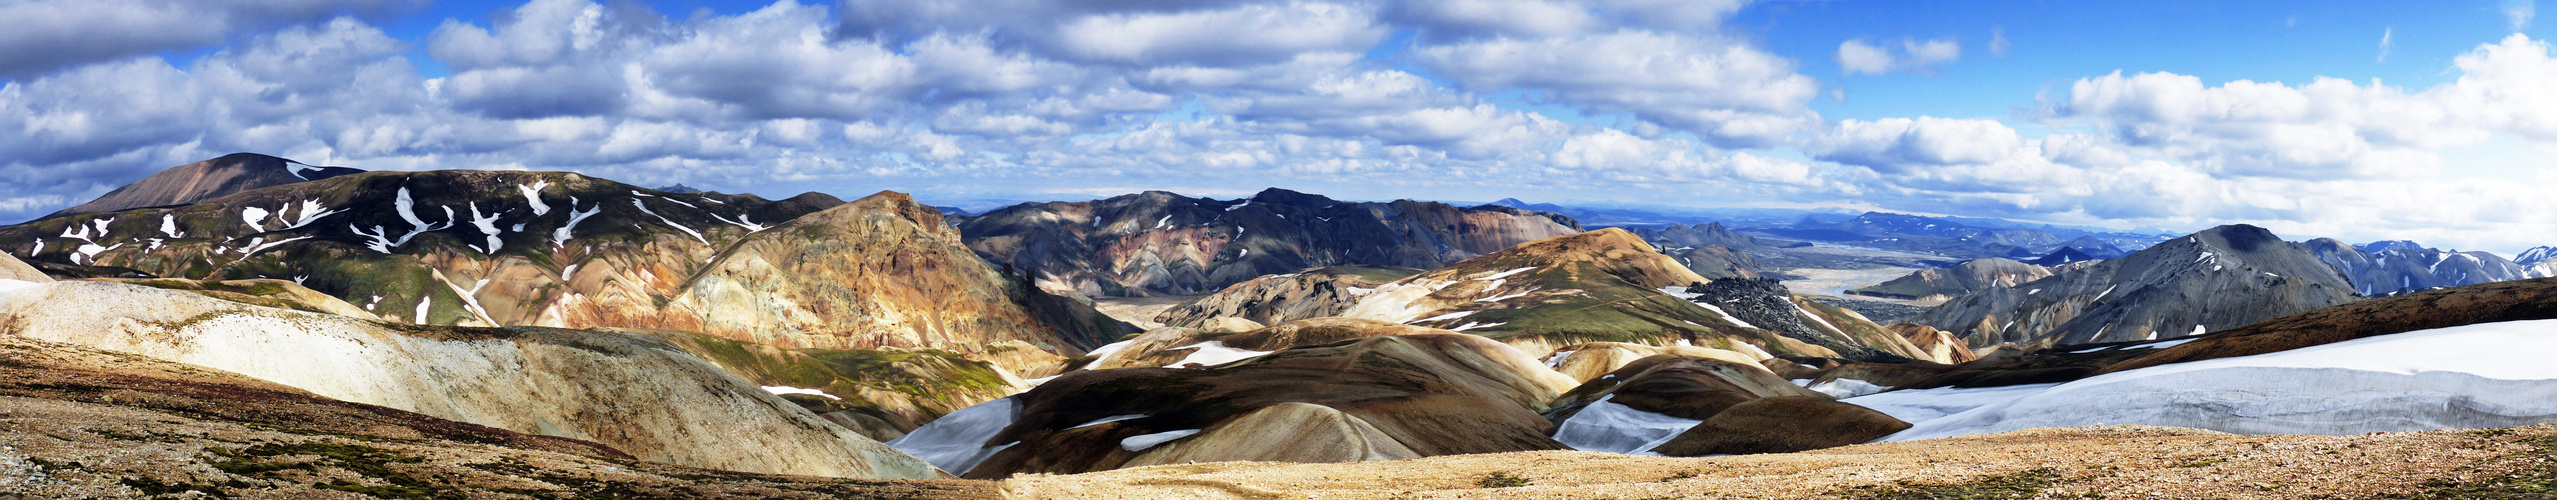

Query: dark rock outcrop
[[1688, 277, 1879, 359]]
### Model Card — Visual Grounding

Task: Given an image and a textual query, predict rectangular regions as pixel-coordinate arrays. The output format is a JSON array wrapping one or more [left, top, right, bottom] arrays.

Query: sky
[[1, 0, 2554, 252]]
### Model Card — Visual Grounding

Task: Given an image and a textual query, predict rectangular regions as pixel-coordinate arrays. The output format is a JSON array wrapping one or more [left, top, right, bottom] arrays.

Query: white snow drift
[[1862, 319, 2557, 441]]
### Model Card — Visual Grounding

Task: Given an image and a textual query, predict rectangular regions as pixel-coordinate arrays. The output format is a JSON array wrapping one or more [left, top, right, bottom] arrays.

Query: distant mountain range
[[953, 189, 1582, 297]]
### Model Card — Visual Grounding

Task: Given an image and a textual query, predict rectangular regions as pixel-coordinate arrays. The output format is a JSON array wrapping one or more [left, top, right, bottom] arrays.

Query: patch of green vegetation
[[208, 440, 457, 499], [89, 428, 159, 441], [122, 476, 242, 498], [2174, 457, 2227, 468], [1834, 468, 2064, 500], [1476, 471, 1531, 488], [1661, 470, 1698, 482]]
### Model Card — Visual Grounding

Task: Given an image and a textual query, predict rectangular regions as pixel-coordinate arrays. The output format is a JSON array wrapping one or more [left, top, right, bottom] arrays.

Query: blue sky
[[1, 0, 2554, 252]]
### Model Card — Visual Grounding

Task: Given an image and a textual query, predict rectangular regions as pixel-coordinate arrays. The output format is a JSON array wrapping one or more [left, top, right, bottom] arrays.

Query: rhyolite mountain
[[1145, 228, 1959, 363], [950, 188, 1581, 297], [2304, 238, 2544, 296], [2, 158, 1130, 356], [1910, 224, 2360, 349], [40, 153, 365, 220]]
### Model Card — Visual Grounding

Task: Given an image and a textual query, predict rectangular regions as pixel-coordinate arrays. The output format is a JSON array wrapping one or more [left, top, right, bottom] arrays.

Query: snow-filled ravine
[[1851, 319, 2557, 441], [886, 397, 1020, 476]]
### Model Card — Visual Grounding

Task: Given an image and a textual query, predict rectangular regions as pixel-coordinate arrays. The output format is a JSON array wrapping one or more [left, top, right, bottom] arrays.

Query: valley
[[7, 154, 2557, 499]]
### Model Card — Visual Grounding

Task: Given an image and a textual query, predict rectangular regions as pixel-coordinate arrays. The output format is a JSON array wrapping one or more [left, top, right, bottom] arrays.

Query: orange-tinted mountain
[[0, 157, 1130, 356]]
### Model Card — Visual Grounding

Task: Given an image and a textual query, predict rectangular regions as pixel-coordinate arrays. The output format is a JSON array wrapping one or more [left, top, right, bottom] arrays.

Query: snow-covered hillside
[[1850, 319, 2557, 441]]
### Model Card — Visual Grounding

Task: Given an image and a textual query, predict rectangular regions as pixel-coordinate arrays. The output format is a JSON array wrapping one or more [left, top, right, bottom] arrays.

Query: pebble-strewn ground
[[1001, 424, 2557, 500]]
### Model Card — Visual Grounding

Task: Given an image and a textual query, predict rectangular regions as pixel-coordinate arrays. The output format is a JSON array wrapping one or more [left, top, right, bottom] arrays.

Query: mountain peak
[[42, 153, 364, 220], [1248, 187, 1334, 206]]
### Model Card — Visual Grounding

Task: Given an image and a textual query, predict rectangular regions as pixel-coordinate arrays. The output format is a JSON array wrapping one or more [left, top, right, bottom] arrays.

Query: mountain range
[[11, 153, 2557, 498]]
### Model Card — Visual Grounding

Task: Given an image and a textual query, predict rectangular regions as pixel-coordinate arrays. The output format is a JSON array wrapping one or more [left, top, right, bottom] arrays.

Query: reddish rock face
[[954, 188, 1582, 297], [2, 162, 1131, 357]]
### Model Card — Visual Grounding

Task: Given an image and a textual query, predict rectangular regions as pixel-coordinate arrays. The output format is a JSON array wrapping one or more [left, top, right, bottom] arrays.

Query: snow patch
[[516, 181, 552, 215], [465, 202, 509, 254], [552, 197, 603, 247], [1877, 319, 2557, 441], [631, 199, 707, 244], [1476, 267, 1538, 281], [160, 215, 184, 238], [1167, 341, 1272, 367], [1085, 339, 1137, 367], [1806, 378, 1889, 399], [761, 386, 840, 400], [349, 188, 455, 254], [889, 398, 1021, 476], [1552, 396, 1702, 454], [1068, 414, 1147, 430], [1119, 429, 1201, 452], [1409, 310, 1477, 324]]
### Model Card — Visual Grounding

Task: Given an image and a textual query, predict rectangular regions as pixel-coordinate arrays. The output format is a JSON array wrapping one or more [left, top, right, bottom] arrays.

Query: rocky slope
[[1847, 258, 2058, 301], [954, 188, 1581, 297], [41, 153, 363, 219], [0, 162, 1127, 355], [2304, 238, 2538, 296], [0, 334, 994, 498], [1151, 265, 1421, 328], [899, 333, 1580, 478], [0, 279, 945, 479], [1910, 224, 2360, 349], [630, 328, 1033, 442]]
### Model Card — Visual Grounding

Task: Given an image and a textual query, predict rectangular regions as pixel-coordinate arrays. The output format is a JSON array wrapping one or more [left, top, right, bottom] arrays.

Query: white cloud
[[1837, 37, 1961, 75], [1989, 28, 2010, 57], [2378, 28, 2393, 63], [0, 0, 422, 79], [1416, 30, 1822, 146], [1052, 2, 1388, 66], [2506, 0, 2536, 31]]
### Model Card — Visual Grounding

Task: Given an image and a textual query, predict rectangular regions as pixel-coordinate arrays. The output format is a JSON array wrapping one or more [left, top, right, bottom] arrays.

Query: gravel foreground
[[999, 424, 2557, 500]]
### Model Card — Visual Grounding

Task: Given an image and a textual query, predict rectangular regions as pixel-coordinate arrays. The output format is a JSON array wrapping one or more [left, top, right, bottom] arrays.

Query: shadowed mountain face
[[43, 153, 364, 220], [1911, 224, 2360, 349], [1850, 258, 2066, 301], [2303, 238, 2546, 297], [0, 161, 1129, 355], [951, 188, 1581, 297]]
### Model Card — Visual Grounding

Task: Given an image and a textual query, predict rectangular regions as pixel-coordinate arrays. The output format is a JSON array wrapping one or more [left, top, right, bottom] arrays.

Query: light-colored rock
[[0, 280, 943, 479]]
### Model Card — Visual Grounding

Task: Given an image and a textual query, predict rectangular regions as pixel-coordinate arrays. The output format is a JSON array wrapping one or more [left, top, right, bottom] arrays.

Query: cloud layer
[[2, 0, 2557, 252]]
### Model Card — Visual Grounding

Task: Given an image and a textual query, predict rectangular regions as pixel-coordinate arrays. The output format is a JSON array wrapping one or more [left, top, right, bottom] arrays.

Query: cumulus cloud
[[2507, 0, 2536, 31], [1837, 37, 1961, 75], [1416, 30, 1822, 146], [13, 0, 2557, 252], [0, 0, 423, 80]]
